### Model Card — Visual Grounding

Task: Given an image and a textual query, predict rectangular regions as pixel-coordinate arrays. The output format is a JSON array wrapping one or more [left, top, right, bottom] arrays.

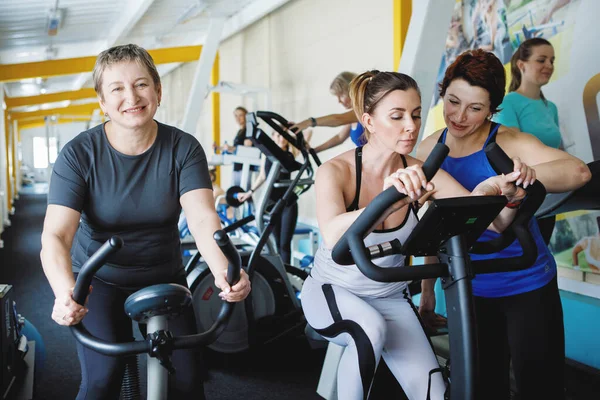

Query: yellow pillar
[[393, 0, 413, 71], [4, 111, 12, 212], [211, 52, 221, 185], [10, 117, 16, 198]]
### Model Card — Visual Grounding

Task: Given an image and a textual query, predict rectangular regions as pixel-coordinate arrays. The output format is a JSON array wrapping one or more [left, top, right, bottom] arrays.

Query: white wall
[[20, 121, 88, 183], [159, 0, 395, 226]]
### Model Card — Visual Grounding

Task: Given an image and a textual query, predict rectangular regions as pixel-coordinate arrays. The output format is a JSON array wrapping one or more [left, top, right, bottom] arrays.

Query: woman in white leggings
[[301, 70, 532, 400]]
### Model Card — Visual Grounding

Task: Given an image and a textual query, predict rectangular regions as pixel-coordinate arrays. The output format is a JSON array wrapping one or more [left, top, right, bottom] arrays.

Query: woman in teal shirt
[[495, 38, 561, 148], [494, 38, 561, 242]]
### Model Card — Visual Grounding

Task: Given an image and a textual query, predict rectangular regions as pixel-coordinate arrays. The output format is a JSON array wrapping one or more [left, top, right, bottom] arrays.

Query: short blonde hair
[[93, 44, 161, 99], [329, 71, 357, 97]]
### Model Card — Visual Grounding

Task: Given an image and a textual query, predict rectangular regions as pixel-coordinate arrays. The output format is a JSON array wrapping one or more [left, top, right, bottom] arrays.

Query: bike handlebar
[[330, 143, 449, 280], [470, 143, 546, 273], [70, 231, 242, 355]]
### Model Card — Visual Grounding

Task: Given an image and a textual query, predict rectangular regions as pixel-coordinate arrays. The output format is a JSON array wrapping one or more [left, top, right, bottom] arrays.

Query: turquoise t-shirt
[[493, 92, 561, 148]]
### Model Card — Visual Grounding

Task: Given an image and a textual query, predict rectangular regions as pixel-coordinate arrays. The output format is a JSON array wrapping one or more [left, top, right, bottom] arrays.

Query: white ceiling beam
[[72, 0, 157, 91], [155, 0, 292, 81], [181, 17, 225, 134], [221, 0, 291, 41], [105, 0, 157, 45]]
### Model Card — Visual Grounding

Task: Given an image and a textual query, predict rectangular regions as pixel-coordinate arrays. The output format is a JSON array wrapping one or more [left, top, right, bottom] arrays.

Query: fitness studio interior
[[0, 0, 599, 399]]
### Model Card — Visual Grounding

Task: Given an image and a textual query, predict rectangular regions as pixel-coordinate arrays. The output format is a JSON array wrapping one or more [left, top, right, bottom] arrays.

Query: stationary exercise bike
[[186, 111, 321, 353], [309, 142, 547, 400], [70, 231, 241, 400]]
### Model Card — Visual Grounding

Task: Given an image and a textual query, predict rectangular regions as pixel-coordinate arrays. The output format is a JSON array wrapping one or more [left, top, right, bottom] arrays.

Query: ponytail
[[349, 70, 379, 123], [349, 70, 420, 140], [509, 49, 522, 93]]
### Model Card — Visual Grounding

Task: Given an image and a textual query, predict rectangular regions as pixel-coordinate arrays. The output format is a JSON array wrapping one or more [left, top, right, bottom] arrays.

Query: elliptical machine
[[70, 231, 241, 400], [309, 142, 547, 399], [185, 111, 321, 354]]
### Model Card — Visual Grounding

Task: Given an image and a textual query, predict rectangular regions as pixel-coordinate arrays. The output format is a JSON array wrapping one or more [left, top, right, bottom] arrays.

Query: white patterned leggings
[[301, 276, 446, 400]]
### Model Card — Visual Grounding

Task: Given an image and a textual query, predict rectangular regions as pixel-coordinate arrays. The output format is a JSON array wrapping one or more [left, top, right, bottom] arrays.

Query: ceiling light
[[47, 8, 65, 36]]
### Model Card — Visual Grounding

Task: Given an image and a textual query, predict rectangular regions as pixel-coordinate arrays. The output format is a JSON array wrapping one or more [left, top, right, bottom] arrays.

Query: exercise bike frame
[[329, 143, 545, 399], [70, 231, 241, 400]]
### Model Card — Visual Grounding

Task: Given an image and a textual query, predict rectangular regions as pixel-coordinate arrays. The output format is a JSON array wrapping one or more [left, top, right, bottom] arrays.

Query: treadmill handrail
[[70, 231, 241, 356]]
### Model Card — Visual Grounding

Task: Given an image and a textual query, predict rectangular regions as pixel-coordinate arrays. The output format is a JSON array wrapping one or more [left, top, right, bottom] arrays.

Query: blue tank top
[[350, 123, 366, 146], [439, 123, 556, 298]]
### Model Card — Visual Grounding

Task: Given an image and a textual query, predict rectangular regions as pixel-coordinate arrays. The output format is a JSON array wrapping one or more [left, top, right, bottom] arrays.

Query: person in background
[[290, 72, 366, 153], [417, 49, 591, 400], [40, 44, 250, 400], [237, 131, 299, 264], [214, 106, 255, 187], [494, 37, 560, 244]]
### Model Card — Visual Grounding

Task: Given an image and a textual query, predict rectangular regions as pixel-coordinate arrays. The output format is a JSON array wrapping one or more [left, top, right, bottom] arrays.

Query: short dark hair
[[439, 49, 506, 114]]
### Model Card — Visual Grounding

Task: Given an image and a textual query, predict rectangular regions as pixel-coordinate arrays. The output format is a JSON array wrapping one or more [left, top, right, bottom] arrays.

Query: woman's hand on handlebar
[[472, 172, 525, 202], [512, 157, 536, 189], [383, 165, 434, 203], [289, 119, 311, 132], [52, 286, 91, 326], [215, 269, 251, 302], [237, 191, 253, 203]]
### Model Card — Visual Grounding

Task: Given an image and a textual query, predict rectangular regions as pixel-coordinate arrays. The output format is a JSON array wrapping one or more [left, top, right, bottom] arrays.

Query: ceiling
[[0, 0, 289, 113]]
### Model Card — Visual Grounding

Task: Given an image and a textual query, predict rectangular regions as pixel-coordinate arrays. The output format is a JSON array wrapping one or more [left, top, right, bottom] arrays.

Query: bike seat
[[124, 283, 192, 323]]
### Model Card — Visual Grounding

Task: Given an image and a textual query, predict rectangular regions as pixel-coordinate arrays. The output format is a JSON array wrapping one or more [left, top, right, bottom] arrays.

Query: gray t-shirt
[[48, 121, 211, 287]]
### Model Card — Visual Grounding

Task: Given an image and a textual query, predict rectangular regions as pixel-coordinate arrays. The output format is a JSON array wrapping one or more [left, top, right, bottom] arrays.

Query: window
[[33, 136, 58, 169]]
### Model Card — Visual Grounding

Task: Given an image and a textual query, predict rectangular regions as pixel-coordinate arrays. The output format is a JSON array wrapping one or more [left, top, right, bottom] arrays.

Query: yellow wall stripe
[[11, 102, 100, 121], [18, 117, 92, 131], [0, 45, 203, 83], [6, 88, 97, 109]]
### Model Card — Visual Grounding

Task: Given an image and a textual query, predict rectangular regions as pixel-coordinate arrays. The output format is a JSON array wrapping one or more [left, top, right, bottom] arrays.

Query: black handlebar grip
[[471, 142, 546, 268], [73, 236, 123, 305], [422, 143, 450, 181], [484, 142, 515, 174], [213, 230, 242, 286], [309, 148, 322, 166]]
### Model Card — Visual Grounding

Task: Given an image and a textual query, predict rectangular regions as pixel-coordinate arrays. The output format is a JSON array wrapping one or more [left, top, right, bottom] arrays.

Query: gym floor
[[1, 193, 599, 399]]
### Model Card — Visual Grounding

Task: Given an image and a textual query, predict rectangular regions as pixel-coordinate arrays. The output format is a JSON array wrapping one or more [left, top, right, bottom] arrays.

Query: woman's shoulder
[[157, 122, 203, 148], [501, 91, 524, 104], [496, 124, 522, 138], [495, 124, 539, 148], [416, 130, 444, 159], [157, 121, 195, 139], [318, 148, 355, 177], [61, 123, 104, 155]]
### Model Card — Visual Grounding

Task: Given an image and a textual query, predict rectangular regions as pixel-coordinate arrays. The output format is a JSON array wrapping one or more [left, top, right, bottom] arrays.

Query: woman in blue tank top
[[417, 49, 591, 400], [290, 72, 367, 153]]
